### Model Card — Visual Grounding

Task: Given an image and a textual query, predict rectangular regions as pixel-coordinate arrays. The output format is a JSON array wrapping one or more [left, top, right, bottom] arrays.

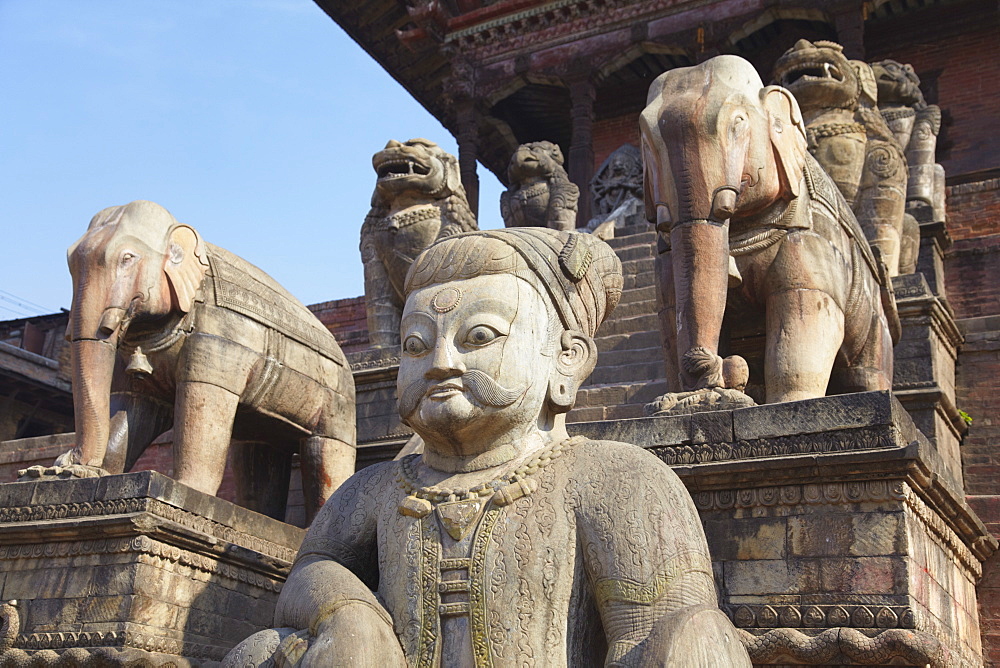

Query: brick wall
[[867, 2, 1000, 179], [593, 114, 641, 173], [309, 296, 370, 353]]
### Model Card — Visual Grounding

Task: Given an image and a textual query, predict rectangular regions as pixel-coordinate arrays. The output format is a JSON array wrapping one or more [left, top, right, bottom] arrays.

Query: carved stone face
[[397, 274, 554, 457], [773, 39, 857, 110], [373, 138, 449, 198], [507, 141, 565, 184], [872, 60, 923, 107]]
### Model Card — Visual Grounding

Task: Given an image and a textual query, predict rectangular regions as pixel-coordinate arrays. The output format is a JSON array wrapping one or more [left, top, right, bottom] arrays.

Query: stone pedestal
[[570, 391, 996, 666], [892, 272, 966, 491], [0, 471, 304, 667], [348, 347, 412, 464]]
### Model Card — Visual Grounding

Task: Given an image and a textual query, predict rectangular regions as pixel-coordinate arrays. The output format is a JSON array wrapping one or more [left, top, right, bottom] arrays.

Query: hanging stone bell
[[126, 346, 153, 377]]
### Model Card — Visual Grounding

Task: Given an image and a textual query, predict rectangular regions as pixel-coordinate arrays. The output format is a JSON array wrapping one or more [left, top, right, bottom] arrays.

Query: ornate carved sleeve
[[572, 441, 718, 665]]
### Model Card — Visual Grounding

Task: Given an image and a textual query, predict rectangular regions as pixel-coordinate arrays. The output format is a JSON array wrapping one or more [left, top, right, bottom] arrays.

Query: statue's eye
[[465, 325, 500, 346], [120, 252, 137, 266], [403, 335, 428, 356]]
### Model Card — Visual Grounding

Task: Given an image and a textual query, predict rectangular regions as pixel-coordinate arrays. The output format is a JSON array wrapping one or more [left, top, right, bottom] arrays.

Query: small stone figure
[[361, 138, 478, 347], [583, 143, 645, 239], [774, 40, 910, 276], [642, 55, 897, 412], [224, 228, 751, 667], [500, 140, 579, 231], [24, 201, 356, 523]]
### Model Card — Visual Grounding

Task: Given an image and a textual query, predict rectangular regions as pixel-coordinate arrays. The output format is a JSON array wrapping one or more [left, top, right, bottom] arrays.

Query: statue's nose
[[426, 339, 466, 380]]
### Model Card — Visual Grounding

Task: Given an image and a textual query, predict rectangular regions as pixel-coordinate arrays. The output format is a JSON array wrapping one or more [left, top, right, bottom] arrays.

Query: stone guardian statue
[[361, 138, 478, 348], [224, 228, 751, 666], [583, 143, 646, 239], [500, 141, 579, 230], [774, 40, 912, 277]]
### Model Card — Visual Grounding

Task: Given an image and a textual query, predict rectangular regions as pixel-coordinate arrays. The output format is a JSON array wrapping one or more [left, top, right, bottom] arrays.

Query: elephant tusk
[[711, 187, 739, 221]]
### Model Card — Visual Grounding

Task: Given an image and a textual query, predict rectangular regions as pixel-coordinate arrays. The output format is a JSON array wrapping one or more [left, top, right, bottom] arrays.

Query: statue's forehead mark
[[432, 286, 462, 313]]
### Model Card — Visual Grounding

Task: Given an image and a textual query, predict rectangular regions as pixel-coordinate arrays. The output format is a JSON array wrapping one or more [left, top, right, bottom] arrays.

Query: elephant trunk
[[68, 275, 130, 468], [71, 337, 117, 467], [670, 220, 730, 390]]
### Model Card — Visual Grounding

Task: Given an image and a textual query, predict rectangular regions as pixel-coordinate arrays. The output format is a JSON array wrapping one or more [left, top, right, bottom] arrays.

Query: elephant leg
[[300, 436, 356, 523], [834, 313, 894, 393], [232, 441, 292, 521], [765, 289, 844, 403], [172, 380, 240, 495], [654, 245, 681, 393], [106, 391, 173, 473]]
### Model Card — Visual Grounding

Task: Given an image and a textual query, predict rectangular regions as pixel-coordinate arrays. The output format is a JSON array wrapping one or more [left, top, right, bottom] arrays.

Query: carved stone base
[[0, 471, 304, 666], [570, 391, 997, 666]]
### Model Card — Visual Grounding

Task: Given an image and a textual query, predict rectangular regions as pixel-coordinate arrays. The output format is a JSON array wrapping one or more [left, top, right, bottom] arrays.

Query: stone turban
[[404, 228, 623, 338]]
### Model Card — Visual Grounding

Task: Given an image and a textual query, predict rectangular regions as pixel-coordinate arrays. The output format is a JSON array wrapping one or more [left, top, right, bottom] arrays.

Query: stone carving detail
[[583, 143, 644, 239], [226, 228, 750, 666], [361, 138, 478, 348], [739, 627, 946, 665], [0, 497, 297, 563], [729, 604, 915, 629], [651, 426, 895, 465], [774, 40, 914, 277], [500, 141, 579, 231], [22, 201, 356, 524], [691, 479, 907, 511], [641, 55, 897, 413]]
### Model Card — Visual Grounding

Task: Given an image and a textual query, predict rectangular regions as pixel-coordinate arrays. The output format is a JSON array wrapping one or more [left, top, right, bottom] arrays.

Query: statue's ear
[[443, 152, 466, 198], [548, 330, 597, 412], [164, 225, 208, 313], [761, 86, 807, 198], [851, 60, 879, 107]]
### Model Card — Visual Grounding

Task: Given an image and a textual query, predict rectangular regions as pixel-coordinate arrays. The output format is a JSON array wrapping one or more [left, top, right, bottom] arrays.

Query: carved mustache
[[398, 369, 527, 419]]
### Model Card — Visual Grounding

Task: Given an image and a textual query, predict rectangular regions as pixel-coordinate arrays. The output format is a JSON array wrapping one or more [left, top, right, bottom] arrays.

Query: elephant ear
[[761, 86, 808, 199], [164, 225, 209, 313]]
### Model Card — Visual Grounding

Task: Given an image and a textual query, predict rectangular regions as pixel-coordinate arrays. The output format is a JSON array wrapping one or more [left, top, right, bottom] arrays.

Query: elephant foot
[[645, 387, 757, 416], [17, 463, 109, 481]]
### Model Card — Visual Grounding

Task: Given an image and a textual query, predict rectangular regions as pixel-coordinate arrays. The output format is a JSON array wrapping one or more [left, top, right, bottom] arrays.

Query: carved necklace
[[396, 437, 573, 540], [515, 182, 548, 201], [881, 107, 916, 122], [385, 206, 439, 230], [807, 121, 865, 142]]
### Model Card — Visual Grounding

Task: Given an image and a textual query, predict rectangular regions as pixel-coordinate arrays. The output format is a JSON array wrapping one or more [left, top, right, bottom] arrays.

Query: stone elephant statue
[[641, 56, 898, 408], [39, 201, 355, 523]]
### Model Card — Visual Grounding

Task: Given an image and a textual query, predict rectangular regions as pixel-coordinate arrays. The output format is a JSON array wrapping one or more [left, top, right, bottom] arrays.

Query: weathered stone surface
[[500, 141, 579, 231], [29, 201, 356, 525], [227, 227, 750, 666], [361, 139, 478, 348], [0, 470, 304, 666], [642, 55, 895, 410], [570, 391, 996, 666]]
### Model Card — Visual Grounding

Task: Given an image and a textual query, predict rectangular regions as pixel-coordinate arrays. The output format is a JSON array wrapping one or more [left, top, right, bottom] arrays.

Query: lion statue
[[360, 138, 478, 347], [873, 58, 946, 233], [774, 40, 913, 277], [500, 141, 579, 231]]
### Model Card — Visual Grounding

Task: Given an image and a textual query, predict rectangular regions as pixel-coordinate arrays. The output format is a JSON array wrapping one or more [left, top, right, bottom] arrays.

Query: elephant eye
[[465, 325, 501, 347], [120, 252, 137, 266], [403, 335, 428, 356]]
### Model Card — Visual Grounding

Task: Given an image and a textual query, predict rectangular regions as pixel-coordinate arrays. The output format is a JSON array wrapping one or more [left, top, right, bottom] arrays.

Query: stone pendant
[[436, 498, 483, 541]]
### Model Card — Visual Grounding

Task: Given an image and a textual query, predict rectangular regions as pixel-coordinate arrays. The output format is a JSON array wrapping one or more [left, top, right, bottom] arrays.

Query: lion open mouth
[[375, 156, 431, 180], [776, 61, 845, 87]]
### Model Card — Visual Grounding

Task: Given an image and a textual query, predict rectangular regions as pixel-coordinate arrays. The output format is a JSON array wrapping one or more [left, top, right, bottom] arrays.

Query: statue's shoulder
[[566, 437, 681, 484]]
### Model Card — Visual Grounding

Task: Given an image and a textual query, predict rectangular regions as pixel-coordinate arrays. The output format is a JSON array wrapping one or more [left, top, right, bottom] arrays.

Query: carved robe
[[294, 437, 719, 666]]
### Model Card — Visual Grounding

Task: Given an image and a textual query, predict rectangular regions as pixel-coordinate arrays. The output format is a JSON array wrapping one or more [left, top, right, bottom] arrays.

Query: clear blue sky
[[0, 0, 504, 320]]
